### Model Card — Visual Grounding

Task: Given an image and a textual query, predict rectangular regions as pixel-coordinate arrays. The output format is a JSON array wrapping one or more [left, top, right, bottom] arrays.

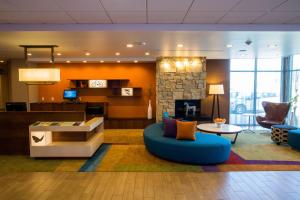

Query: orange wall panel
[[38, 63, 156, 118]]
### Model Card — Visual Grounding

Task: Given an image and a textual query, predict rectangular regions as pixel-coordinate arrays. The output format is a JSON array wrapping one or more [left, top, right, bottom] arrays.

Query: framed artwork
[[88, 80, 107, 88], [121, 88, 133, 96]]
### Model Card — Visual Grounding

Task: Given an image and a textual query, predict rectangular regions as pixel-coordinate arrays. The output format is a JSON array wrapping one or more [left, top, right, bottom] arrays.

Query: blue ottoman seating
[[288, 129, 300, 151], [144, 123, 231, 165]]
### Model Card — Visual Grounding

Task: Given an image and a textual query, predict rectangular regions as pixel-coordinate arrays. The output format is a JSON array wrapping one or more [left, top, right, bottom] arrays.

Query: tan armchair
[[256, 101, 290, 129]]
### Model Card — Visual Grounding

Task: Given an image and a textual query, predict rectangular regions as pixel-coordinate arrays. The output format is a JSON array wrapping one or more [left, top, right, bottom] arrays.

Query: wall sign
[[88, 80, 107, 88], [121, 88, 133, 96]]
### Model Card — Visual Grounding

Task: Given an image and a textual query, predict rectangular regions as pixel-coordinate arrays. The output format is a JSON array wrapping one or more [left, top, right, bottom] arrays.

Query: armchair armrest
[[256, 115, 266, 123]]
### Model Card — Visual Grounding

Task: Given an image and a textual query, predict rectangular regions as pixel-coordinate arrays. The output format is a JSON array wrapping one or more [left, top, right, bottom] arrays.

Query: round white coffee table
[[197, 123, 243, 144]]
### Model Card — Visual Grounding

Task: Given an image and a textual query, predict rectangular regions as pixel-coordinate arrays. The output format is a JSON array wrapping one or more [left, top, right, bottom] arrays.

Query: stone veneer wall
[[156, 57, 207, 121]]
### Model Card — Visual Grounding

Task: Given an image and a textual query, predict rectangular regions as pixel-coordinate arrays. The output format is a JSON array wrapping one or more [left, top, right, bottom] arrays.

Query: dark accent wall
[[202, 59, 230, 121]]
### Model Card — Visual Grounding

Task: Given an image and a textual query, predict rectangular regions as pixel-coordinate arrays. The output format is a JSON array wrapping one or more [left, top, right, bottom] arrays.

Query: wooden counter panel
[[0, 111, 86, 155]]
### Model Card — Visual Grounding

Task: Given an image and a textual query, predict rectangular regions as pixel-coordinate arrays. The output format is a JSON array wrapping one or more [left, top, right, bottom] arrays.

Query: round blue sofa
[[288, 129, 300, 151], [144, 123, 231, 165]]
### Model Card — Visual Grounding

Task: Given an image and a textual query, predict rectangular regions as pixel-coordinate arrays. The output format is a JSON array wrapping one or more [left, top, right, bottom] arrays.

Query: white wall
[[8, 59, 39, 109]]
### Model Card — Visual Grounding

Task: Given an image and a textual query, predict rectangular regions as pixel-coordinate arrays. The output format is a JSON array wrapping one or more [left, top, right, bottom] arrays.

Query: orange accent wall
[[38, 63, 156, 118]]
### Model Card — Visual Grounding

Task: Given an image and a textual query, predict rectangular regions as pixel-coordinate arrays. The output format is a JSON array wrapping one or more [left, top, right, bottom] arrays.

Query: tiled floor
[[0, 171, 299, 200]]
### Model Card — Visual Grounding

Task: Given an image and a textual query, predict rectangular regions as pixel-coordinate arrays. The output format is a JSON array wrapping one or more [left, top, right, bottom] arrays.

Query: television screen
[[63, 90, 77, 99]]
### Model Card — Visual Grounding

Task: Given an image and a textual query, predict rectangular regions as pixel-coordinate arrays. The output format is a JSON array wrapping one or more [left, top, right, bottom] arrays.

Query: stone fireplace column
[[156, 57, 207, 122]]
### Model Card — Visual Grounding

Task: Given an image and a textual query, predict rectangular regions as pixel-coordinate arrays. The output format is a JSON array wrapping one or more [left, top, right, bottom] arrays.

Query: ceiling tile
[[233, 0, 286, 11], [148, 11, 186, 23], [191, 0, 240, 11], [184, 11, 226, 23], [0, 0, 18, 11], [273, 0, 300, 11], [56, 0, 104, 11], [101, 0, 146, 11], [109, 11, 146, 23], [8, 0, 61, 11], [148, 0, 193, 11], [0, 11, 74, 23], [67, 11, 111, 23], [218, 11, 265, 23], [254, 12, 300, 23]]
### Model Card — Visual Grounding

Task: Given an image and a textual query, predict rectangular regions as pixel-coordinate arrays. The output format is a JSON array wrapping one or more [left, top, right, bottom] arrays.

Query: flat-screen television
[[6, 102, 27, 111], [63, 90, 77, 100]]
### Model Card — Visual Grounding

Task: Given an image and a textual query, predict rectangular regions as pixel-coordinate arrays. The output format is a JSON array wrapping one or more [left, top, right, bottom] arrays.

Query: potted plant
[[290, 94, 299, 126]]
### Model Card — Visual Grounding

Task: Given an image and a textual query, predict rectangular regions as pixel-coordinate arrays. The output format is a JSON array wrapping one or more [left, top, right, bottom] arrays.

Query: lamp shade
[[19, 68, 60, 84], [209, 84, 224, 95]]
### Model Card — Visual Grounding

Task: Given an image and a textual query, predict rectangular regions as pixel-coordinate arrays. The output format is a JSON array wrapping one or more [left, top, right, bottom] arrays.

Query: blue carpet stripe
[[79, 144, 111, 172]]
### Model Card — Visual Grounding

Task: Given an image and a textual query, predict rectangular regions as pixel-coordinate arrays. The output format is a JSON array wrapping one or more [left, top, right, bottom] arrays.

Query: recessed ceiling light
[[57, 53, 62, 56], [134, 60, 138, 63], [27, 53, 32, 56], [0, 60, 4, 63], [126, 44, 134, 48], [66, 60, 70, 63], [100, 60, 104, 63], [85, 52, 90, 56], [226, 44, 233, 48], [83, 60, 87, 63], [115, 52, 120, 56], [177, 44, 183, 48], [145, 52, 150, 56]]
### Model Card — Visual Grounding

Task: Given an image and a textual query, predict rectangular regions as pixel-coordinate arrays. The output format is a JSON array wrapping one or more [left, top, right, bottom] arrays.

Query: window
[[290, 55, 300, 126], [230, 58, 282, 126]]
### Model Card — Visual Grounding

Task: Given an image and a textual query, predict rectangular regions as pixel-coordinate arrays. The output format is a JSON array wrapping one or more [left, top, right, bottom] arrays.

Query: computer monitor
[[6, 102, 27, 111], [63, 89, 77, 100]]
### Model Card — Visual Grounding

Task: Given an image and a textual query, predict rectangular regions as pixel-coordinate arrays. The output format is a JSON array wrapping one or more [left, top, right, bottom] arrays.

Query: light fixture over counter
[[18, 45, 60, 85], [19, 68, 60, 85]]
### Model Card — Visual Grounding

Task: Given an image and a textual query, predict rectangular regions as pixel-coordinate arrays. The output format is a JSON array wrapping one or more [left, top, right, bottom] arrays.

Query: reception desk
[[0, 111, 86, 155], [29, 117, 104, 157]]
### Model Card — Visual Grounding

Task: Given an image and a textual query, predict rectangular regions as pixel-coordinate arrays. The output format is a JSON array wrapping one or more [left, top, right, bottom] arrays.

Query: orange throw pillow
[[176, 121, 197, 141]]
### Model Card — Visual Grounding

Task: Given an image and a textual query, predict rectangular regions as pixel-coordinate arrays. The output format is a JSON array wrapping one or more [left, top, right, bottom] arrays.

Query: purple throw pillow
[[163, 118, 177, 138]]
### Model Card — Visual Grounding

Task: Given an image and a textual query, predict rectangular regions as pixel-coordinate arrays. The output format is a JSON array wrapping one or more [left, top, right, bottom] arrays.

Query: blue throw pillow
[[162, 111, 170, 128], [163, 112, 169, 119]]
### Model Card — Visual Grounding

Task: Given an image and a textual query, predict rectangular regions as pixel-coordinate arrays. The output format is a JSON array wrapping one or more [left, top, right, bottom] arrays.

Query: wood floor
[[0, 172, 300, 200]]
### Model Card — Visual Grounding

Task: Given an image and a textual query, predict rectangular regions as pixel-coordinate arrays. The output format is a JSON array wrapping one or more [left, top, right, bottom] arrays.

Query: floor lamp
[[209, 84, 224, 120]]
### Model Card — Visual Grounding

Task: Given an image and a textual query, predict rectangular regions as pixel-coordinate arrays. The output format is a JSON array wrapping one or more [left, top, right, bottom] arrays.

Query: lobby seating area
[[144, 123, 231, 164]]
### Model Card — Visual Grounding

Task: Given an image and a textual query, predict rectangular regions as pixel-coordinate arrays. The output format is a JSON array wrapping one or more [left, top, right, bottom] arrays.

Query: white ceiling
[[0, 0, 300, 62], [0, 0, 299, 24], [0, 30, 300, 62]]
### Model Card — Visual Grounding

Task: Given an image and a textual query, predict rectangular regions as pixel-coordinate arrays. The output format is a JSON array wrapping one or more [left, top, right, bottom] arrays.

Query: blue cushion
[[163, 112, 169, 119], [288, 129, 300, 151], [272, 125, 297, 130], [144, 123, 231, 164]]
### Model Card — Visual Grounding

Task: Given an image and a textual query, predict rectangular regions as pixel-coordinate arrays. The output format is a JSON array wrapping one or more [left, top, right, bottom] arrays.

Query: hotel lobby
[[1, 0, 300, 199]]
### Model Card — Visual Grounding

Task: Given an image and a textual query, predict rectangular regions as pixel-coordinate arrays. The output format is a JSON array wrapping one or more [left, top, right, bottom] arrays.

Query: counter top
[[29, 117, 103, 132]]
